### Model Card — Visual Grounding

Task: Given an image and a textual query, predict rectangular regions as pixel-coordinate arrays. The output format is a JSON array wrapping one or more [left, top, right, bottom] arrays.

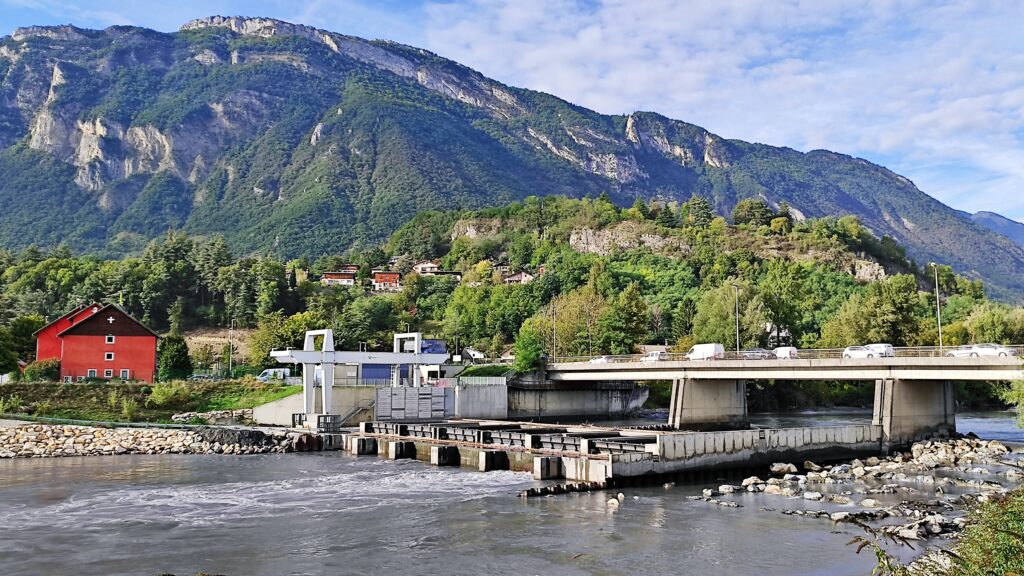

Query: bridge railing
[[550, 345, 1024, 365]]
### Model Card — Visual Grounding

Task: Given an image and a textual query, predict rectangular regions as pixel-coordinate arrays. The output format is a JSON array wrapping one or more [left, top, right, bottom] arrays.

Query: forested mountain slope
[[2, 16, 1023, 298]]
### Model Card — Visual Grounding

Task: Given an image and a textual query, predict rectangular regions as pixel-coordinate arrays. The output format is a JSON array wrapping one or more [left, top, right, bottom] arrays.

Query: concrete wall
[[507, 386, 648, 420], [595, 424, 884, 478], [874, 379, 955, 447], [376, 387, 452, 421], [252, 386, 378, 426], [455, 384, 508, 420], [668, 379, 747, 429]]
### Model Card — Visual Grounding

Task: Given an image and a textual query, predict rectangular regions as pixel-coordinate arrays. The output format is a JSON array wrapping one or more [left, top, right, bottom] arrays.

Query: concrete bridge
[[546, 355, 1024, 448]]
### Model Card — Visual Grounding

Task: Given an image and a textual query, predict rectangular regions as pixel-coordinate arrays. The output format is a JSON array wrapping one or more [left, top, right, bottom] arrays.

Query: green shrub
[[107, 389, 121, 410], [32, 400, 52, 415], [145, 382, 191, 408], [22, 359, 60, 382], [0, 394, 23, 413], [140, 386, 152, 395], [120, 397, 139, 421]]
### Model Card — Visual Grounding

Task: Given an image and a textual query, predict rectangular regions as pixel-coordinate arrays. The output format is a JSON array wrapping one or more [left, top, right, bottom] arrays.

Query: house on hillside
[[320, 271, 357, 287], [502, 271, 535, 285], [34, 303, 158, 383], [412, 260, 440, 275], [371, 270, 402, 292]]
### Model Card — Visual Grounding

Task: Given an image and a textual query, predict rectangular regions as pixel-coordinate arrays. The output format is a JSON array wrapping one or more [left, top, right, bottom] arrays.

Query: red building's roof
[[32, 302, 102, 336], [56, 304, 159, 338]]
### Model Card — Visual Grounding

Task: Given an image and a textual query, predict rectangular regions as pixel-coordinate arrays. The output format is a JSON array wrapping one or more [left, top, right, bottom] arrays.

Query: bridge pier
[[873, 379, 955, 449], [668, 378, 747, 430]]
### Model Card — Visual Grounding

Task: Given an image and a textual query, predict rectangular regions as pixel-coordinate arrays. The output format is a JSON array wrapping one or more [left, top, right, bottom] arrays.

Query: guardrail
[[550, 345, 1024, 365]]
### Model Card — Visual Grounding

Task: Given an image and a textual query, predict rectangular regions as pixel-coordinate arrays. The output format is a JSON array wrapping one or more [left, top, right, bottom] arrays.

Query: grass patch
[[458, 365, 511, 377], [0, 379, 301, 423]]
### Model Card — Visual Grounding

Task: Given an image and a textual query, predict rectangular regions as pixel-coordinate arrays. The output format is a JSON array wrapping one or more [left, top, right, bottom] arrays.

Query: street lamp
[[929, 263, 943, 353], [731, 283, 741, 356]]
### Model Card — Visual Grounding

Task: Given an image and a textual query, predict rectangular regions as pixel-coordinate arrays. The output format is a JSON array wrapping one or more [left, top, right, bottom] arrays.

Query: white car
[[947, 344, 1017, 358], [865, 343, 895, 358], [589, 355, 611, 364], [843, 346, 877, 359]]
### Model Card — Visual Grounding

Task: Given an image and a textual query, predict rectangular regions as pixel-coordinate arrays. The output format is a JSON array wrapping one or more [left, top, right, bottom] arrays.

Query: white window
[[87, 369, 97, 378], [63, 376, 71, 383], [103, 369, 113, 378], [105, 335, 115, 344], [120, 369, 130, 380], [105, 352, 115, 361]]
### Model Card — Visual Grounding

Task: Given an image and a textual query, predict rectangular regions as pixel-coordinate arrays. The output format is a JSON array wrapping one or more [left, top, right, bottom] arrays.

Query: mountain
[[965, 211, 1024, 249], [2, 16, 1024, 299]]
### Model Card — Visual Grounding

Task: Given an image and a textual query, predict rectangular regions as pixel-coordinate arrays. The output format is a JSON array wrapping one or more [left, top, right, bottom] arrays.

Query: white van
[[774, 346, 799, 360], [865, 344, 895, 358], [257, 368, 291, 382], [687, 343, 725, 361]]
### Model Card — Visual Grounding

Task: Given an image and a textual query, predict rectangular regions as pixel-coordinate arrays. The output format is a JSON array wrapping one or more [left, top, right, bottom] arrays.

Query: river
[[0, 410, 1020, 576]]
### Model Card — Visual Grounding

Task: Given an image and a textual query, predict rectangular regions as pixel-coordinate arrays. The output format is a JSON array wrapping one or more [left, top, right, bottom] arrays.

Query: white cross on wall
[[107, 316, 115, 324]]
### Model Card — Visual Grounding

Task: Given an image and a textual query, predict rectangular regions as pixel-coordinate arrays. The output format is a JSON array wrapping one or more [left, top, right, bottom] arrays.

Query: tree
[[6, 314, 44, 361], [655, 204, 677, 228], [685, 196, 715, 228], [693, 281, 768, 349], [759, 260, 806, 345], [157, 335, 193, 381], [732, 198, 774, 227], [631, 197, 650, 220], [512, 320, 545, 374], [0, 327, 18, 374], [596, 283, 649, 354], [671, 298, 697, 341], [819, 275, 922, 347]]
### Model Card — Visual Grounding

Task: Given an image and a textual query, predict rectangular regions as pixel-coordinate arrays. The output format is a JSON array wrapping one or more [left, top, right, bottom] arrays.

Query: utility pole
[[731, 283, 740, 356], [930, 263, 943, 354], [551, 303, 557, 360], [227, 318, 234, 377]]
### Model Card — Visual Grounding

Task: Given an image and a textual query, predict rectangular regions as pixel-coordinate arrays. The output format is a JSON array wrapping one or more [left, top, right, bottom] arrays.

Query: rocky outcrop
[[569, 222, 690, 256], [27, 79, 272, 193], [181, 16, 523, 119], [0, 423, 293, 458]]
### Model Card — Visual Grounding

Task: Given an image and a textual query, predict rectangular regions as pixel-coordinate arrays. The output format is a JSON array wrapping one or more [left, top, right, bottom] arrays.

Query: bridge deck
[[548, 357, 1024, 381]]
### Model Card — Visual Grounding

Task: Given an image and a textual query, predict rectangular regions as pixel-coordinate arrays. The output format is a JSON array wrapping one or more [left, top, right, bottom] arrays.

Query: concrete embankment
[[0, 424, 296, 458]]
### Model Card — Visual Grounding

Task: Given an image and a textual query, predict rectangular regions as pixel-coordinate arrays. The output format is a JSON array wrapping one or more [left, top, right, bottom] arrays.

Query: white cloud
[[418, 0, 1024, 219]]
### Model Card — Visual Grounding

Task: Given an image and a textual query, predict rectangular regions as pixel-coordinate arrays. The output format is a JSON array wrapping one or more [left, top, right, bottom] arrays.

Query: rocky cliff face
[[1, 16, 1024, 299]]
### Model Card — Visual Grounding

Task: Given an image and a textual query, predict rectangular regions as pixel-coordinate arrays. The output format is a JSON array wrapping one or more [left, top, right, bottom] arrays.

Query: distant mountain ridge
[[964, 211, 1024, 248], [2, 16, 1024, 299]]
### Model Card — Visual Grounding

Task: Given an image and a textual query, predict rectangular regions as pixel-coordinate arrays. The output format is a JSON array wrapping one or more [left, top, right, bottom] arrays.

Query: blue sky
[[3, 0, 1024, 220]]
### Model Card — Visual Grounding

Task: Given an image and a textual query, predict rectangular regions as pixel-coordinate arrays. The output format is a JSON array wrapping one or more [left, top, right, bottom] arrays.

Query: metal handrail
[[550, 344, 1024, 365]]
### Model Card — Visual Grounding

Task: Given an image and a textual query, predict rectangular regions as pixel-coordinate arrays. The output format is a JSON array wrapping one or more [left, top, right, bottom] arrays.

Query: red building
[[34, 303, 159, 383]]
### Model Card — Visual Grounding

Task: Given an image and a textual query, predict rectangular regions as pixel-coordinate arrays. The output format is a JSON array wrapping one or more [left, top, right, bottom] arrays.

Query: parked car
[[774, 346, 799, 360], [589, 355, 611, 364], [946, 343, 1017, 358], [687, 343, 725, 361], [641, 351, 669, 362], [842, 346, 875, 359], [741, 348, 774, 360], [865, 343, 895, 358]]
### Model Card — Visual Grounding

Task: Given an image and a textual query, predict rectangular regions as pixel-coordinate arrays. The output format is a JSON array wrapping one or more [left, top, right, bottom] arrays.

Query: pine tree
[[157, 335, 192, 381], [656, 204, 676, 228], [631, 197, 650, 220], [685, 196, 715, 227]]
